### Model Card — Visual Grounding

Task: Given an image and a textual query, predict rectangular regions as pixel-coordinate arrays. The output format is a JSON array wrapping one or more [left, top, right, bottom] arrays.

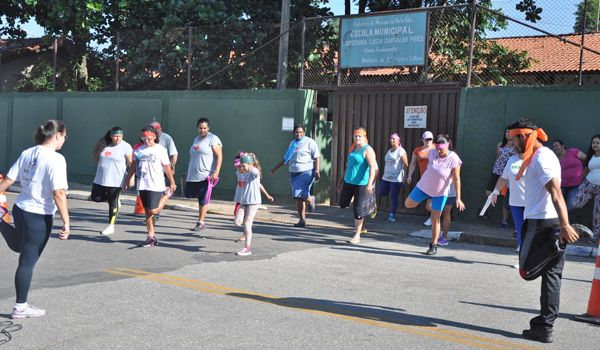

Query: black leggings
[[0, 205, 52, 303], [339, 182, 374, 219], [91, 183, 122, 224]]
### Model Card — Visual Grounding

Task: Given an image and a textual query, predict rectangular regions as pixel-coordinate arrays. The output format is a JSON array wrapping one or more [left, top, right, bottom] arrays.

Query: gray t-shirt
[[382, 146, 406, 182], [287, 137, 320, 173], [236, 168, 261, 205], [159, 132, 178, 157], [186, 133, 222, 182], [93, 141, 133, 187]]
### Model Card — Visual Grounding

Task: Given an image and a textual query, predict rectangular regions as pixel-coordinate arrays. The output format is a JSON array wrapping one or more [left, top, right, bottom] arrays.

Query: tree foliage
[[573, 0, 599, 33]]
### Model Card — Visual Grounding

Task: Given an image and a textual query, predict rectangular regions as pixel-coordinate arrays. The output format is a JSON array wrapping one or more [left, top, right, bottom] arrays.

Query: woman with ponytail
[[0, 119, 70, 319], [91, 127, 133, 236]]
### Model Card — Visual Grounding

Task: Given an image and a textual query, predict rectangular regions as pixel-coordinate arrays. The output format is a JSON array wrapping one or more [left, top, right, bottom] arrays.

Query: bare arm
[[544, 177, 578, 244], [170, 154, 178, 175], [451, 166, 465, 211], [577, 150, 587, 162], [211, 145, 223, 179], [163, 164, 177, 193], [490, 176, 508, 206], [260, 184, 274, 202], [53, 189, 70, 240], [271, 160, 285, 175], [122, 160, 137, 190], [0, 177, 16, 193], [401, 153, 409, 174], [365, 147, 378, 192], [314, 156, 321, 181], [407, 153, 417, 184]]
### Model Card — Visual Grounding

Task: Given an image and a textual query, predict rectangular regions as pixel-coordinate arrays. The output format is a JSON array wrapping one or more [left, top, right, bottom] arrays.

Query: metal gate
[[330, 87, 461, 214]]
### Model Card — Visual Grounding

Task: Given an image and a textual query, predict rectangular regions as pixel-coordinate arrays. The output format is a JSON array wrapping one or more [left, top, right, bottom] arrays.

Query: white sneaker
[[101, 224, 115, 235], [236, 247, 252, 256], [423, 217, 432, 226], [11, 304, 46, 319]]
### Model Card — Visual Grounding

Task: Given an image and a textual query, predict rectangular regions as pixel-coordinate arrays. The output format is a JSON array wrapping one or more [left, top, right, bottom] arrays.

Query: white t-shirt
[[93, 141, 133, 187], [501, 154, 526, 207], [236, 167, 262, 205], [186, 133, 222, 182], [8, 145, 68, 215], [159, 132, 178, 157], [382, 147, 406, 182], [134, 144, 170, 192], [586, 155, 600, 185], [524, 147, 560, 219], [287, 137, 320, 173]]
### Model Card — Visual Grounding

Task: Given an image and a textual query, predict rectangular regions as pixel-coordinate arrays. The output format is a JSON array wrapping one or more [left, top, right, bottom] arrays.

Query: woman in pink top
[[552, 139, 586, 210], [405, 134, 465, 255]]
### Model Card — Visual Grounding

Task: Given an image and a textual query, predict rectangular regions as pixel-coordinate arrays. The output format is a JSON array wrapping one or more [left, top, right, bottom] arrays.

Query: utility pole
[[579, 0, 589, 85], [276, 0, 290, 89]]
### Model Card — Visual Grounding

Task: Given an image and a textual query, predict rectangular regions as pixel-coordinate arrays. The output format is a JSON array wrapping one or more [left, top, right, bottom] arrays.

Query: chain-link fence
[[2, 1, 599, 92]]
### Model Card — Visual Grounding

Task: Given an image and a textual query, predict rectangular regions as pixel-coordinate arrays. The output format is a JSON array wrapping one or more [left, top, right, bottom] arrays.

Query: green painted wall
[[0, 90, 318, 198], [456, 85, 600, 223]]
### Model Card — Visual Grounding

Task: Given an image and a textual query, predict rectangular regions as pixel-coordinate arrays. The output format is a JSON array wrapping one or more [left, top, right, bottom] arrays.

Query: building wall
[[0, 90, 319, 198], [456, 85, 600, 223]]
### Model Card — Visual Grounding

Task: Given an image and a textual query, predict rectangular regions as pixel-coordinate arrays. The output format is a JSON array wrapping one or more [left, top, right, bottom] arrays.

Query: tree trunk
[[345, 0, 351, 15], [358, 0, 367, 13]]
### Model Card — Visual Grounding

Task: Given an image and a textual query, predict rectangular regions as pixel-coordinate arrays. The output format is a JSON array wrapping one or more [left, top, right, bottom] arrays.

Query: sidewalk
[[58, 183, 598, 259]]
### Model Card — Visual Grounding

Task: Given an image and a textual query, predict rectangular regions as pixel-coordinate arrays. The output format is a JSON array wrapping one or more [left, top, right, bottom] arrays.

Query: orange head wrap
[[508, 127, 548, 180], [349, 129, 368, 153]]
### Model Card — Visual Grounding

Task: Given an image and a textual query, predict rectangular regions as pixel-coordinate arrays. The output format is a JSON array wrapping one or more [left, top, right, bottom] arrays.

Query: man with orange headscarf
[[508, 118, 579, 344]]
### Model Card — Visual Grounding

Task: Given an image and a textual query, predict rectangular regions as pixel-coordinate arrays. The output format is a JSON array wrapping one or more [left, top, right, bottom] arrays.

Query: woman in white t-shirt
[[378, 133, 408, 222], [0, 120, 70, 319], [570, 134, 600, 242], [490, 149, 526, 253], [123, 126, 176, 247], [185, 117, 223, 232], [91, 127, 133, 236]]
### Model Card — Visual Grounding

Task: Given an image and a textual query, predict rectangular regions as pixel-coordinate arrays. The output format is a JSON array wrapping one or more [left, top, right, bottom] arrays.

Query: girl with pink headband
[[378, 133, 408, 222], [405, 134, 465, 255]]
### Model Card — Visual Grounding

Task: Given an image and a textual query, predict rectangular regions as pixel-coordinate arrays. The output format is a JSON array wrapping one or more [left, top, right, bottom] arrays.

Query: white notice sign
[[404, 106, 427, 129], [282, 117, 294, 131]]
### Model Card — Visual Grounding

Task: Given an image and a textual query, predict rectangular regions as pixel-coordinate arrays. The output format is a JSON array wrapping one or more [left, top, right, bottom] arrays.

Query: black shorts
[[139, 190, 162, 210], [185, 180, 210, 205]]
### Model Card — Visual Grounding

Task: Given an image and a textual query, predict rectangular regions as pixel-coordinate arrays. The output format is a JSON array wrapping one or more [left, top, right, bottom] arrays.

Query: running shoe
[[11, 304, 46, 319], [190, 221, 205, 231], [101, 224, 115, 236], [423, 217, 432, 226], [426, 243, 438, 255], [571, 223, 593, 240], [140, 236, 158, 247], [236, 247, 252, 256], [522, 329, 553, 344], [387, 213, 396, 222], [293, 220, 306, 228], [438, 237, 448, 246]]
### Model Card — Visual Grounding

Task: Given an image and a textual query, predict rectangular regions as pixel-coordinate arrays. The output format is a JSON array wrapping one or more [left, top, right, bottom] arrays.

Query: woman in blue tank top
[[338, 127, 378, 244]]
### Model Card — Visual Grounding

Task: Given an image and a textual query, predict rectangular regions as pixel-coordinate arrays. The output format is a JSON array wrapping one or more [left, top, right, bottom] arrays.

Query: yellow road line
[[103, 268, 540, 350]]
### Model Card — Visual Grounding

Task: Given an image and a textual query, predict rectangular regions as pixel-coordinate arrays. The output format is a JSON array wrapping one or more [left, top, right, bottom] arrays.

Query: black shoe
[[293, 220, 306, 228], [426, 243, 438, 255], [522, 329, 553, 343]]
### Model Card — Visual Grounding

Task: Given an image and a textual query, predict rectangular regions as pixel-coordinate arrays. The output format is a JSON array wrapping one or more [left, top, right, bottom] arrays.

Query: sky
[[5, 1, 584, 39]]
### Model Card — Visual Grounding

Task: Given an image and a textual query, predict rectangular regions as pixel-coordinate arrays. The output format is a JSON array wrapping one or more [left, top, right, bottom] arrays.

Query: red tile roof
[[491, 32, 600, 73]]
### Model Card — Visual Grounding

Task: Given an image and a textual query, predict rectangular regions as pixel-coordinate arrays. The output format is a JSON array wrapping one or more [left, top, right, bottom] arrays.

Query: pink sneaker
[[236, 247, 252, 256]]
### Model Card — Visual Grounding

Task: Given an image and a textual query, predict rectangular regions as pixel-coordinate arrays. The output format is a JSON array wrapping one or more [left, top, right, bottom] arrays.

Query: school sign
[[339, 11, 428, 68]]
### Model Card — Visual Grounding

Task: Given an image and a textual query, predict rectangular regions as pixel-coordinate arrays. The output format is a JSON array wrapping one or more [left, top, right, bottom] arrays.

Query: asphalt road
[[0, 195, 597, 349]]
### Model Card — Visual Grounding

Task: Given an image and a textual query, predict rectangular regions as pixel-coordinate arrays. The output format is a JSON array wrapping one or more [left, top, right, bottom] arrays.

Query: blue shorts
[[408, 186, 448, 212], [290, 170, 315, 199]]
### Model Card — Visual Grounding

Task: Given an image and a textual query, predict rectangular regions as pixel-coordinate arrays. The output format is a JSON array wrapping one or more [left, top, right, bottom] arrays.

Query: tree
[[0, 1, 117, 91], [573, 0, 600, 33]]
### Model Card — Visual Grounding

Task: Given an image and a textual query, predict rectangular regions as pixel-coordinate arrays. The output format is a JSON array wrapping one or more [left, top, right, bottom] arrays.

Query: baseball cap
[[422, 131, 433, 140], [150, 121, 162, 131]]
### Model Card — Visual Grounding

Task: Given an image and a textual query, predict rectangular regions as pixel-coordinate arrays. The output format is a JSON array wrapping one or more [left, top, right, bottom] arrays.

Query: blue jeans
[[378, 180, 403, 213]]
